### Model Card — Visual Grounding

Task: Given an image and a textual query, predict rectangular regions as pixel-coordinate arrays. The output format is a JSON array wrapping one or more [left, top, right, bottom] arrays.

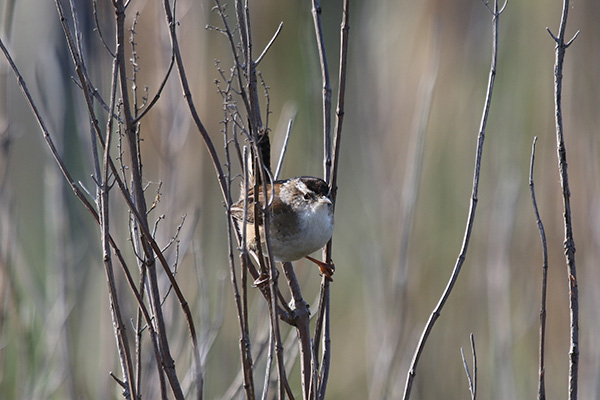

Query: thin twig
[[261, 325, 275, 400], [547, 1, 579, 397], [239, 0, 264, 137], [237, 1, 288, 395], [239, 17, 287, 396], [130, 11, 141, 118], [258, 72, 271, 135], [282, 262, 312, 399], [274, 118, 293, 180], [93, 0, 115, 57], [132, 50, 176, 124], [317, 295, 331, 400], [459, 337, 478, 399], [402, 1, 503, 398], [329, 0, 350, 195], [461, 336, 478, 400], [164, 0, 230, 203], [312, 278, 327, 385], [212, 1, 292, 397], [460, 347, 472, 397], [314, 1, 350, 398], [101, 15, 140, 398], [468, 333, 478, 399], [311, 0, 332, 182], [311, 3, 332, 395], [113, 0, 185, 397], [255, 21, 283, 66], [213, 0, 252, 120], [228, 130, 256, 400], [529, 137, 548, 400], [256, 161, 288, 400]]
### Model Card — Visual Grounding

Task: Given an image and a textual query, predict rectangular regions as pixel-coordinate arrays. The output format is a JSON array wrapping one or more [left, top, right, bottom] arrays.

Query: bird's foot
[[252, 273, 270, 287], [305, 255, 335, 282]]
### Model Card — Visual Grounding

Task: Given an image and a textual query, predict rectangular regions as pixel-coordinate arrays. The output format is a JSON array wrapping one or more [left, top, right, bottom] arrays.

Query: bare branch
[[212, 0, 252, 121], [226, 119, 256, 400], [565, 30, 580, 48], [460, 335, 477, 400], [164, 0, 230, 203], [132, 45, 176, 124], [282, 262, 312, 399], [0, 33, 171, 399], [529, 137, 548, 400], [548, 1, 579, 397], [314, 1, 350, 398], [112, 0, 187, 396], [260, 327, 275, 400], [93, 0, 115, 56], [329, 0, 350, 190], [274, 118, 293, 180], [470, 333, 477, 399], [546, 27, 558, 43], [255, 21, 283, 66], [460, 348, 472, 396], [311, 0, 332, 182]]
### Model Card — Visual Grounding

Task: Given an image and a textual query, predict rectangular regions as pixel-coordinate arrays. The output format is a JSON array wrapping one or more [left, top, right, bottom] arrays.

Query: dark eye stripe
[[303, 192, 316, 200], [299, 177, 330, 197]]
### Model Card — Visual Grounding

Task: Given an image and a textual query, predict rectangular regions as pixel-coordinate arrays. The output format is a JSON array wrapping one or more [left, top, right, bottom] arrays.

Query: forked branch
[[547, 0, 579, 398]]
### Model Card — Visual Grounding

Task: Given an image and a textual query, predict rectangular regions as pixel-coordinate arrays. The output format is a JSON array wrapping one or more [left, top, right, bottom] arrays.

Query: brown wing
[[231, 195, 260, 226], [231, 181, 282, 226]]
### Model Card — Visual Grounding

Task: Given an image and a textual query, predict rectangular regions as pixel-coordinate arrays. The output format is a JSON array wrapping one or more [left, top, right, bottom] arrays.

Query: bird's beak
[[321, 196, 332, 205]]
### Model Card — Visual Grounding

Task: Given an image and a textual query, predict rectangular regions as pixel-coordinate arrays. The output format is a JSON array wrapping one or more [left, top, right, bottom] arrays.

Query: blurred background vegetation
[[1, 0, 600, 399]]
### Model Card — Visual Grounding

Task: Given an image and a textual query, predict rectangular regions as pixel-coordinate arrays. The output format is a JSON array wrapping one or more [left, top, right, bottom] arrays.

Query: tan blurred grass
[[2, 0, 600, 398]]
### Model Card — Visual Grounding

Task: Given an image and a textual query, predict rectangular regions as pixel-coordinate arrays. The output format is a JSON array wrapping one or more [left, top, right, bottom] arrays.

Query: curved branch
[[529, 137, 548, 400]]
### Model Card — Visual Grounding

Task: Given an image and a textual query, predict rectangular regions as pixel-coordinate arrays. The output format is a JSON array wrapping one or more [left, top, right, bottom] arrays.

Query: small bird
[[231, 176, 335, 282]]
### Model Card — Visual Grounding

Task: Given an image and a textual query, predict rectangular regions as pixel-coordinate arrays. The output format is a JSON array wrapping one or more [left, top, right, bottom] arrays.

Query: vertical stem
[[228, 141, 256, 400], [549, 1, 579, 397], [329, 0, 350, 194], [100, 29, 137, 400], [115, 1, 184, 398], [311, 0, 332, 181], [100, 86, 137, 400], [313, 1, 349, 398], [470, 333, 477, 400], [529, 137, 548, 400], [283, 262, 312, 399]]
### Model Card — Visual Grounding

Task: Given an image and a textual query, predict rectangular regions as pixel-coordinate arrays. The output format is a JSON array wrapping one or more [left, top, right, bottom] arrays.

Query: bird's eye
[[304, 192, 313, 200]]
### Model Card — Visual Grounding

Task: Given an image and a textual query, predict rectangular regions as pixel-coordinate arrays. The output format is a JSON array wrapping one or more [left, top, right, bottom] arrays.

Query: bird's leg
[[248, 250, 271, 286], [252, 274, 270, 287], [305, 255, 335, 281], [252, 262, 279, 287]]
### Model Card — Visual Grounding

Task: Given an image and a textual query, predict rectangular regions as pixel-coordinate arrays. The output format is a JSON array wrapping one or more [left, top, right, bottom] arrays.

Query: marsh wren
[[231, 176, 335, 281]]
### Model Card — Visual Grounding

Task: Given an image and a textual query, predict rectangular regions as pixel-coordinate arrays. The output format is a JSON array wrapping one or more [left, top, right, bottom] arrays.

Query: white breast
[[269, 199, 334, 262]]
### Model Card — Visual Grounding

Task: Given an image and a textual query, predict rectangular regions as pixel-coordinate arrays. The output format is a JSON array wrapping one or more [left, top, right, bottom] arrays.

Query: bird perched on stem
[[231, 176, 335, 283]]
